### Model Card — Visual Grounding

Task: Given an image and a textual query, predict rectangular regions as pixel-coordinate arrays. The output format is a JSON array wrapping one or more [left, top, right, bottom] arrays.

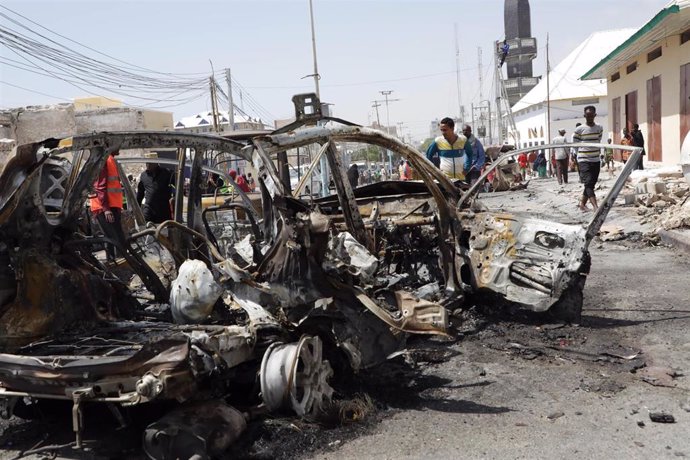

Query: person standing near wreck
[[551, 128, 569, 185], [573, 105, 604, 212], [90, 149, 128, 263], [463, 124, 485, 185], [631, 123, 646, 170], [346, 163, 359, 188], [426, 117, 473, 180], [137, 153, 174, 224]]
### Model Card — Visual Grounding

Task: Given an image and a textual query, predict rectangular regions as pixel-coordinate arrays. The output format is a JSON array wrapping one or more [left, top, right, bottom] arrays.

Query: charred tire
[[549, 276, 584, 323]]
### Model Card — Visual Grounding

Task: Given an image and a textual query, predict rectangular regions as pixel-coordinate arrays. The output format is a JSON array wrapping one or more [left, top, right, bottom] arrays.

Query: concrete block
[[647, 182, 667, 194], [623, 193, 636, 205], [635, 183, 648, 195]]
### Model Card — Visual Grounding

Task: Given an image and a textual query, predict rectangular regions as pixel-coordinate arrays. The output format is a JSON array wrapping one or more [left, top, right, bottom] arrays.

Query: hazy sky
[[0, 0, 668, 141]]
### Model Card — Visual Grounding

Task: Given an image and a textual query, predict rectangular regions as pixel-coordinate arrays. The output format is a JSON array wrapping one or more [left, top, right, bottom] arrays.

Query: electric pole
[[225, 68, 235, 132], [308, 0, 321, 98], [209, 76, 220, 133], [372, 101, 384, 164], [397, 122, 406, 142], [546, 33, 551, 145], [371, 101, 382, 128], [455, 23, 463, 123], [478, 47, 483, 102], [379, 90, 398, 175]]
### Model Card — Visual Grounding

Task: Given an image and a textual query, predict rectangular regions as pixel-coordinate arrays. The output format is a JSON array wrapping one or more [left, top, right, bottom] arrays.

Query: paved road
[[1, 173, 687, 459], [308, 245, 690, 460]]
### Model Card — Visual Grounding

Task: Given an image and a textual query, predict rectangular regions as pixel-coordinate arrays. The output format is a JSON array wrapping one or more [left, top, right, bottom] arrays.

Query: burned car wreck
[[0, 96, 641, 457]]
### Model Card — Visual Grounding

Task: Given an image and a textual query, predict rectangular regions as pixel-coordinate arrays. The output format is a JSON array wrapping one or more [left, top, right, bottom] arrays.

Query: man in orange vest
[[90, 149, 127, 263]]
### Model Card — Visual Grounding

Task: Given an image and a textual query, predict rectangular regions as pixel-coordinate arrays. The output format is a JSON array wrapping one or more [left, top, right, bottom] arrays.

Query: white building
[[174, 110, 271, 134], [581, 0, 690, 165], [511, 29, 635, 150]]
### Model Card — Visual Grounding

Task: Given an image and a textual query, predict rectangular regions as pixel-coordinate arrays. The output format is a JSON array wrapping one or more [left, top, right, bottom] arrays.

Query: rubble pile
[[622, 169, 690, 232]]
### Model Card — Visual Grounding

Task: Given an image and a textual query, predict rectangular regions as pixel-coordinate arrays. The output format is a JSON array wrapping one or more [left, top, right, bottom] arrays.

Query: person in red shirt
[[90, 150, 128, 263], [517, 152, 529, 180], [229, 169, 251, 193]]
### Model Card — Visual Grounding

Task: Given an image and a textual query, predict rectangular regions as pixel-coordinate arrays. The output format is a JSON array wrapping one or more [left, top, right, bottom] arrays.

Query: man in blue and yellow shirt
[[426, 117, 473, 179]]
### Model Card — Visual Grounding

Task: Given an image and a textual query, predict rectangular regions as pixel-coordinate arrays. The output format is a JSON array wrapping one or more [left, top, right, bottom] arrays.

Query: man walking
[[426, 117, 473, 180], [90, 149, 127, 263], [462, 124, 485, 185], [573, 106, 603, 211], [551, 128, 569, 185], [137, 153, 174, 224], [631, 123, 646, 170]]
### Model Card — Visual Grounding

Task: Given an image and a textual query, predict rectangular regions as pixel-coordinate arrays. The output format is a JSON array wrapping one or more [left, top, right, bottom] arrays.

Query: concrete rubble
[[620, 167, 690, 233]]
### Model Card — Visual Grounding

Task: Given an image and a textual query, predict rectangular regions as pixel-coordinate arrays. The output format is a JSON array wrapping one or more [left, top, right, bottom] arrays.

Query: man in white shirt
[[572, 106, 604, 211], [551, 129, 569, 185]]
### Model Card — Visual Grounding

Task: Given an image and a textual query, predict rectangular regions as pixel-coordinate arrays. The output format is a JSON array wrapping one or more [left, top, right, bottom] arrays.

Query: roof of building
[[175, 110, 268, 129], [512, 29, 636, 113], [581, 0, 690, 80]]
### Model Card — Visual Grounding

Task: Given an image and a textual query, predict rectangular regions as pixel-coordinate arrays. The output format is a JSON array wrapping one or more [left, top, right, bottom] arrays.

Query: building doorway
[[646, 75, 662, 161], [625, 91, 638, 132], [681, 62, 690, 144], [612, 97, 621, 160]]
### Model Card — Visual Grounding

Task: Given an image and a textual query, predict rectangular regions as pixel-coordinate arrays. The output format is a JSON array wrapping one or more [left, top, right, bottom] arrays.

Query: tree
[[419, 138, 434, 153], [351, 145, 383, 163]]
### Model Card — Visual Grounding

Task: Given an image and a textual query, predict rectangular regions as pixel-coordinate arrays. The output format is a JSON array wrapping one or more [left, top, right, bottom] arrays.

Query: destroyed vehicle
[[0, 126, 449, 456], [0, 92, 642, 456], [255, 106, 642, 322]]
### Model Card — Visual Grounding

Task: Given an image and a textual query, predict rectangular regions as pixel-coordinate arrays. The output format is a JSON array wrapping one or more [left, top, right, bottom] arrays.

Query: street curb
[[658, 229, 690, 254]]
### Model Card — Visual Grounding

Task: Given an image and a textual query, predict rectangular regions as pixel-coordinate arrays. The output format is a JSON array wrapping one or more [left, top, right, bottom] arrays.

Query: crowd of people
[[518, 105, 647, 212]]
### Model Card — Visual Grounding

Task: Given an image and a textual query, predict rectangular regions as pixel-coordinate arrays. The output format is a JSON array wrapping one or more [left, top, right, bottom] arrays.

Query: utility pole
[[308, 0, 321, 98], [494, 42, 503, 145], [225, 68, 235, 132], [478, 47, 483, 102], [455, 23, 463, 123], [397, 122, 406, 142], [380, 90, 395, 136], [209, 76, 220, 133], [545, 33, 551, 146], [372, 101, 384, 164], [380, 90, 398, 175], [545, 33, 552, 175], [306, 0, 327, 196], [371, 101, 382, 128]]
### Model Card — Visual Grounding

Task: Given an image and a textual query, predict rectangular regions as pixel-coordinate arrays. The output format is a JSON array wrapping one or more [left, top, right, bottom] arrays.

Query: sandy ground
[[1, 169, 688, 459]]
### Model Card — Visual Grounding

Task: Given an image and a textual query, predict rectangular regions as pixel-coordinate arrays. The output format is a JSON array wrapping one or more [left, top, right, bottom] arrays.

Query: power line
[[1, 81, 72, 102], [0, 4, 221, 79]]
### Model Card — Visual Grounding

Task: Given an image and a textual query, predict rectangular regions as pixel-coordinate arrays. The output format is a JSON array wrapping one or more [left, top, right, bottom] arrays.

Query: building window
[[680, 28, 690, 45], [647, 47, 662, 62], [626, 62, 638, 74], [610, 72, 620, 82]]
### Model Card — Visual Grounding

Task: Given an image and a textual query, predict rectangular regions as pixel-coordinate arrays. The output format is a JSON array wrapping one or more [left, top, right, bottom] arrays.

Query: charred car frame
[[0, 94, 642, 457]]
